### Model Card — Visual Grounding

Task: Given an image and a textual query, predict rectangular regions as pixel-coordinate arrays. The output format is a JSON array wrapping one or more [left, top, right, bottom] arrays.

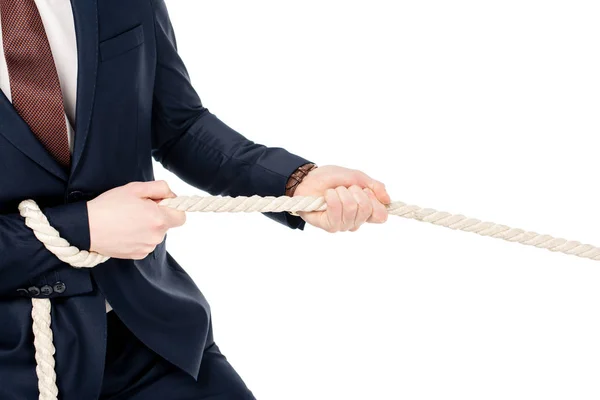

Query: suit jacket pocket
[[100, 24, 145, 62]]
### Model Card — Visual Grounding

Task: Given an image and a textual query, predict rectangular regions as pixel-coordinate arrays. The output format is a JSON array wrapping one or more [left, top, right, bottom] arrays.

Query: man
[[0, 0, 390, 399]]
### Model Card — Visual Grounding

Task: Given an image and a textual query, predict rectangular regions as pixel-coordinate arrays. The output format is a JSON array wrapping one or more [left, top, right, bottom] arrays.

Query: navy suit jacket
[[0, 1, 310, 398]]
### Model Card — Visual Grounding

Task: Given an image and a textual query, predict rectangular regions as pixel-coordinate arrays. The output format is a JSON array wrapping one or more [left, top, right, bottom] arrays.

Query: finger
[[348, 185, 372, 231], [130, 180, 175, 200], [343, 170, 391, 205], [365, 188, 388, 223], [322, 188, 342, 233], [152, 189, 178, 204], [335, 186, 357, 232], [160, 208, 187, 228], [371, 180, 391, 205]]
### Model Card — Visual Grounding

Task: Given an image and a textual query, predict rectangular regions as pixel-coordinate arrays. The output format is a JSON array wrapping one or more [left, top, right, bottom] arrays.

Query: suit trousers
[[99, 311, 256, 400]]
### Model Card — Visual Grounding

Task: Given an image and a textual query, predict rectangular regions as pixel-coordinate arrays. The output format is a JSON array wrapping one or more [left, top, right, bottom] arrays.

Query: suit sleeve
[[149, 0, 310, 230], [0, 201, 90, 296]]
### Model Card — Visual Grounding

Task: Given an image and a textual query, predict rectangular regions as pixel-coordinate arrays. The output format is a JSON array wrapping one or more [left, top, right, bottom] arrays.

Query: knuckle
[[326, 198, 341, 211], [152, 217, 167, 232], [345, 201, 358, 213], [353, 169, 365, 178], [351, 188, 367, 204], [358, 210, 371, 222], [359, 195, 372, 209], [329, 197, 341, 208], [325, 188, 336, 201], [341, 197, 356, 208], [150, 210, 166, 226], [376, 210, 388, 223], [126, 181, 140, 192]]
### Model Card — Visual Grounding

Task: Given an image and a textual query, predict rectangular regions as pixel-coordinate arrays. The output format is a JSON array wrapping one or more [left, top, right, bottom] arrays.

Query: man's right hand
[[86, 181, 186, 260]]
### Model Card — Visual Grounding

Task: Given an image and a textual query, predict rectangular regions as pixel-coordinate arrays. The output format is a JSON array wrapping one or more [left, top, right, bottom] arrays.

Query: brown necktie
[[0, 0, 71, 168]]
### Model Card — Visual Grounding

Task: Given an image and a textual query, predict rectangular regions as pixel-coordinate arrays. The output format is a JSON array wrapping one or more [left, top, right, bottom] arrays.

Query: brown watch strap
[[285, 163, 317, 216], [285, 162, 317, 197]]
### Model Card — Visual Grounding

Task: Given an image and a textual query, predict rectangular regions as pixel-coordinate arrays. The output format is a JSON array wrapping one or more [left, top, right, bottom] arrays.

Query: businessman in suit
[[0, 0, 390, 399]]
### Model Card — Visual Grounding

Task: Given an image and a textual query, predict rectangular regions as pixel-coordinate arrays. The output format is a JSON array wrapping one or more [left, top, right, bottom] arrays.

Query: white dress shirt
[[0, 1, 113, 313]]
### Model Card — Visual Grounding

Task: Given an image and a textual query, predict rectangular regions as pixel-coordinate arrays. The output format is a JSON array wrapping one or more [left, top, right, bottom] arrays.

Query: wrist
[[285, 162, 318, 216], [285, 163, 318, 197]]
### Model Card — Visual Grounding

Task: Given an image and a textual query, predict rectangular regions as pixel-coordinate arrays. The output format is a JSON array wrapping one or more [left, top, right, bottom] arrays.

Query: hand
[[293, 165, 391, 232], [86, 180, 186, 259]]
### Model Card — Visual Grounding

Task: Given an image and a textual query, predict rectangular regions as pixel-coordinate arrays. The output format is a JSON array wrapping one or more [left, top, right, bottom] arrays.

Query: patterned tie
[[0, 0, 71, 168]]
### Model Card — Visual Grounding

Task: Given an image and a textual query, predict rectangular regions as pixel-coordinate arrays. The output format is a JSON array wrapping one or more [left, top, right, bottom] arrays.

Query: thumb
[[351, 171, 391, 204], [129, 180, 176, 200]]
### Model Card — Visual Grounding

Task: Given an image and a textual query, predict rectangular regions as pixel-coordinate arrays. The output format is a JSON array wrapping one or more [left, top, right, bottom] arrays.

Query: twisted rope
[[158, 195, 600, 261], [18, 194, 600, 399]]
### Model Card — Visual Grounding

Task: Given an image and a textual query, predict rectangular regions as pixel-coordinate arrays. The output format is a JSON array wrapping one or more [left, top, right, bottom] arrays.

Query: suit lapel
[[0, 89, 69, 181], [69, 0, 98, 177]]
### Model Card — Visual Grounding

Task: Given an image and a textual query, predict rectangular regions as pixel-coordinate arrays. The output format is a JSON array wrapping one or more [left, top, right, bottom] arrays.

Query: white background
[[159, 2, 600, 399]]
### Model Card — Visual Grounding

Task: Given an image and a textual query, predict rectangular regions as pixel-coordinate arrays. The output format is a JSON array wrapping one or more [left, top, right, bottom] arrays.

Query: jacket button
[[53, 282, 66, 294], [67, 190, 84, 202], [28, 286, 41, 296], [17, 288, 29, 297], [40, 285, 54, 296]]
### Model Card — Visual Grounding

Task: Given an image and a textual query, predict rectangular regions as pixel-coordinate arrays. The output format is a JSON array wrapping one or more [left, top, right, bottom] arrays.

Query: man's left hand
[[293, 165, 391, 232]]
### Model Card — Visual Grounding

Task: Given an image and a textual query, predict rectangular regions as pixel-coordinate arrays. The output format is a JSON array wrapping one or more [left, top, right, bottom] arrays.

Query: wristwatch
[[285, 162, 318, 216]]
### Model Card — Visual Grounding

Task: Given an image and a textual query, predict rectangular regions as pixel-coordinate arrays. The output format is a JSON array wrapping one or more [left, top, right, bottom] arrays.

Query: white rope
[[17, 194, 600, 399], [18, 200, 110, 400], [158, 195, 600, 260]]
